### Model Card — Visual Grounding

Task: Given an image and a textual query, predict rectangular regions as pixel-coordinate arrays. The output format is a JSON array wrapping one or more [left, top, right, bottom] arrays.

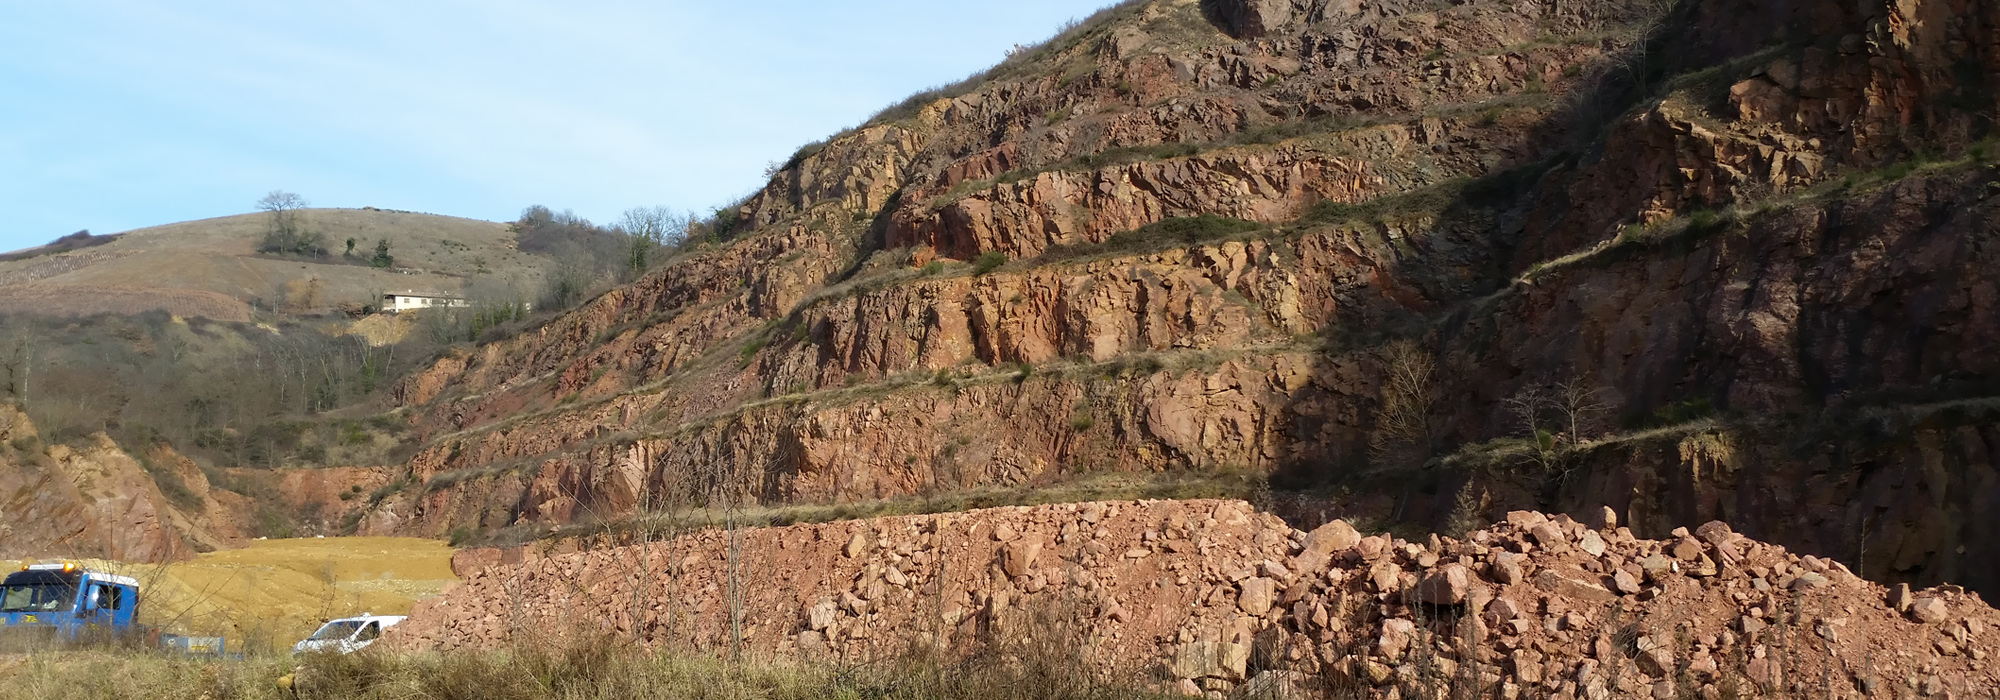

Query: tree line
[[512, 202, 741, 313], [0, 312, 434, 469]]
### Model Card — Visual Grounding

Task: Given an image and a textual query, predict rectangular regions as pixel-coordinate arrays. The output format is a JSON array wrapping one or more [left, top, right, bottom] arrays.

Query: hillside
[[344, 0, 2000, 608], [0, 0, 1996, 692], [0, 208, 541, 321]]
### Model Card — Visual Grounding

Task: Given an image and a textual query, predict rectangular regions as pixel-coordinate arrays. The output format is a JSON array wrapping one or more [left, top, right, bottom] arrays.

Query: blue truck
[[0, 562, 141, 642]]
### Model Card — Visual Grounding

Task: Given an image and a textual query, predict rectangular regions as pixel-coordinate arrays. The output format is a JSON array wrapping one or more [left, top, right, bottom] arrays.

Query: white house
[[381, 290, 470, 313]]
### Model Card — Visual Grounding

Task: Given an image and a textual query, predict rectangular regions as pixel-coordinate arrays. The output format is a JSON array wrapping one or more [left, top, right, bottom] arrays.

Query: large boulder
[[1238, 577, 1278, 615], [1291, 519, 1361, 573], [1414, 564, 1474, 605], [1002, 539, 1041, 578], [1214, 0, 1297, 38]]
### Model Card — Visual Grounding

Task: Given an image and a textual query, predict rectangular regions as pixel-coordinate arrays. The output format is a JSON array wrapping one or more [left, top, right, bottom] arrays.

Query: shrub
[[972, 251, 1008, 276], [1069, 404, 1096, 431], [368, 475, 412, 504], [0, 230, 121, 263], [738, 338, 767, 369], [1063, 142, 1200, 173], [1649, 397, 1717, 427]]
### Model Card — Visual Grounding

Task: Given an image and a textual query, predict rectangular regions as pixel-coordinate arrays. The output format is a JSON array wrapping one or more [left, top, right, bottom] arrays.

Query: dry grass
[[0, 602, 1171, 700], [0, 208, 541, 319], [0, 586, 1977, 700], [0, 283, 252, 321]]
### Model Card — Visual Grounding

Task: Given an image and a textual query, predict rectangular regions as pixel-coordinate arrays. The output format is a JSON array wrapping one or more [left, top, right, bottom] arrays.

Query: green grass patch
[[1035, 215, 1264, 263], [972, 251, 1008, 276]]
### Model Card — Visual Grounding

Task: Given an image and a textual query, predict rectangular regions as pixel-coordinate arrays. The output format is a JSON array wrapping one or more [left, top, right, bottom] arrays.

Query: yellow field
[[6, 536, 455, 653]]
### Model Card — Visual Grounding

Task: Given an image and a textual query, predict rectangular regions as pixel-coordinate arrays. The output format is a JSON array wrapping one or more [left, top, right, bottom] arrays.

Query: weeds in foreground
[[0, 623, 1165, 700]]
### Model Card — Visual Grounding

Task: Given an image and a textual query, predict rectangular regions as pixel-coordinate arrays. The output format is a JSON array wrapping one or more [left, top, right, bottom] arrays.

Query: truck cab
[[0, 562, 140, 638]]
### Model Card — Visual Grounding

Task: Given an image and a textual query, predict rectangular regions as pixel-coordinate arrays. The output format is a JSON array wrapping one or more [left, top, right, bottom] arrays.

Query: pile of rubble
[[388, 500, 1999, 698]]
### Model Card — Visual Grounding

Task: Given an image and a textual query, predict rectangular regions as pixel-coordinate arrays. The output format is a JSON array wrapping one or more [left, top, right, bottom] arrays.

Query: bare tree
[[256, 190, 323, 257], [257, 190, 307, 223], [1554, 377, 1611, 445], [1504, 384, 1558, 471], [1370, 339, 1436, 471], [1610, 0, 1680, 97], [1505, 374, 1612, 475], [278, 277, 324, 315], [1, 337, 30, 399], [615, 206, 690, 280], [1503, 384, 1554, 439]]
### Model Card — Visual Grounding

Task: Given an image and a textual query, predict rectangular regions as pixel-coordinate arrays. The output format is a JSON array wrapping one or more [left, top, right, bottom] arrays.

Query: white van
[[293, 614, 406, 655]]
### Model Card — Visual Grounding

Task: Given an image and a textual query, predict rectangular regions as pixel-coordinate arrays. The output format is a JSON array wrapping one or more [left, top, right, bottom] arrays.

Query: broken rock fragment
[[1377, 618, 1415, 661], [1491, 552, 1526, 585], [1415, 563, 1473, 605], [1913, 597, 1950, 624], [1578, 530, 1607, 557], [1001, 539, 1040, 578], [1292, 519, 1361, 574], [390, 502, 2000, 696], [1238, 577, 1277, 616], [807, 599, 837, 631]]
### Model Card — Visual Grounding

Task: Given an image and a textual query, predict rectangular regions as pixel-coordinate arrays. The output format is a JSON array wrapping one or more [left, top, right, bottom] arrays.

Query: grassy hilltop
[[0, 208, 546, 320]]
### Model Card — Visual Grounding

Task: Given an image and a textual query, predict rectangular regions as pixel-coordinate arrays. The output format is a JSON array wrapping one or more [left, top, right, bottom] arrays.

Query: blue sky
[[0, 1, 1116, 253]]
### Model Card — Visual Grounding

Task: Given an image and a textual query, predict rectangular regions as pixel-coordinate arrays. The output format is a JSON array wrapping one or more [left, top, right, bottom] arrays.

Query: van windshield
[[308, 620, 364, 641], [0, 584, 76, 613]]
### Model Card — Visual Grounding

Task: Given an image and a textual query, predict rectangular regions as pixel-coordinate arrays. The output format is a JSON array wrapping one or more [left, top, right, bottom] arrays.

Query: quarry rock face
[[0, 403, 399, 563], [389, 501, 2000, 698], [0, 404, 196, 562], [1213, 0, 1297, 39], [370, 0, 2000, 603]]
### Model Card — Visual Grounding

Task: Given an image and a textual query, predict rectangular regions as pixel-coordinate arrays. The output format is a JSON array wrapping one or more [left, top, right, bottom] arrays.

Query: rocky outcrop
[[889, 146, 1386, 259], [1214, 0, 1299, 39], [370, 0, 2000, 606], [393, 353, 1370, 538], [151, 446, 251, 553], [0, 403, 406, 561], [381, 0, 1654, 500], [389, 500, 2000, 698], [0, 405, 197, 562]]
